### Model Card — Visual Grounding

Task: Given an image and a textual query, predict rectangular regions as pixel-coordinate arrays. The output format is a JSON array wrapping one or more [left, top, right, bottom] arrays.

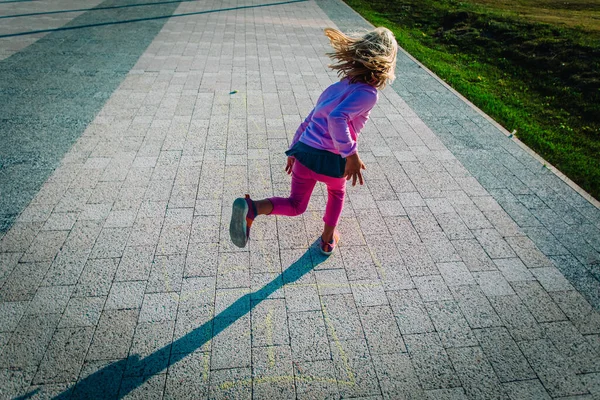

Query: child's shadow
[[40, 244, 326, 400]]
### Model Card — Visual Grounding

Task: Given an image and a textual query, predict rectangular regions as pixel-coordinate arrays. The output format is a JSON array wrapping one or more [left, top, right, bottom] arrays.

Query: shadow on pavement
[[0, 0, 261, 20], [28, 244, 327, 399], [0, 0, 308, 38]]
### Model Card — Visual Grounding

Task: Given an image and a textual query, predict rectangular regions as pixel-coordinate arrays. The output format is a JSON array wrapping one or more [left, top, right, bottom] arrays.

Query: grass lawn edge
[[339, 0, 600, 209]]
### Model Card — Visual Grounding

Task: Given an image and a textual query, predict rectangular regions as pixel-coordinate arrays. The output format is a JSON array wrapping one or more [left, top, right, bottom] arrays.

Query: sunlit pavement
[[1, 0, 599, 398]]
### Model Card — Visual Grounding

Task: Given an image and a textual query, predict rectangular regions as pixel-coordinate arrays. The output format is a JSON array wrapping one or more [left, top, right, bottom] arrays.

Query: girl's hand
[[344, 153, 366, 186], [285, 156, 295, 175]]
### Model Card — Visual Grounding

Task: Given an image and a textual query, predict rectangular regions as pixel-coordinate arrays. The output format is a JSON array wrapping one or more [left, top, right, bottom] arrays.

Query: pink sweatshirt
[[290, 78, 378, 158]]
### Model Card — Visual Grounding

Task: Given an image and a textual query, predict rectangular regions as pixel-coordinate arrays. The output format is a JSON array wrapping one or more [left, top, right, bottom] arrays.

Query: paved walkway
[[1, 0, 600, 399]]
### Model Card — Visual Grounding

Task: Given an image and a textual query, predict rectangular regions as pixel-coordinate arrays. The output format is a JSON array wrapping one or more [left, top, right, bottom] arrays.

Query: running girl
[[230, 27, 398, 255]]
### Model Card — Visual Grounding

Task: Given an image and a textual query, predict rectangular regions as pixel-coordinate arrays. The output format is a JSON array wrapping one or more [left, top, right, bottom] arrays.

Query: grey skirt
[[285, 141, 346, 178]]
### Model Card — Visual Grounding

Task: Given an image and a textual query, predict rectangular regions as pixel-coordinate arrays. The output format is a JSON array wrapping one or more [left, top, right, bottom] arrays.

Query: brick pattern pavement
[[1, 0, 600, 398]]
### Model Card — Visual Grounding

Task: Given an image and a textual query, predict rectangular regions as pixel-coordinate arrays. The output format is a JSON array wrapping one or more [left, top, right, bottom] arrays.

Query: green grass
[[344, 0, 600, 200]]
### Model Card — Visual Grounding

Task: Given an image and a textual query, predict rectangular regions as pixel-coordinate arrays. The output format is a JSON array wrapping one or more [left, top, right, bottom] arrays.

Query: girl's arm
[[290, 108, 315, 147], [327, 89, 378, 158]]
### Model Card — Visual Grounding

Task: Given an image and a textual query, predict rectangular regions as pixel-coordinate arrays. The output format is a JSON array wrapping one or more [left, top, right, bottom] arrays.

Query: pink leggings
[[268, 161, 346, 227]]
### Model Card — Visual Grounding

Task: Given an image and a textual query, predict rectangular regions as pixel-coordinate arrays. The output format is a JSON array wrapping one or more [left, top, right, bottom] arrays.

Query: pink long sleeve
[[288, 79, 378, 158], [291, 108, 314, 146], [327, 88, 377, 157]]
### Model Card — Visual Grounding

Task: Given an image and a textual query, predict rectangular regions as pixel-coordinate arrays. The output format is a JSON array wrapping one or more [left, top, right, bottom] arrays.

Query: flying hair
[[324, 27, 398, 89]]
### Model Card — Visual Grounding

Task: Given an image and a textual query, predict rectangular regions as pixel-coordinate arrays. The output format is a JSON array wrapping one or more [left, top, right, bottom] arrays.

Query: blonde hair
[[324, 27, 398, 89]]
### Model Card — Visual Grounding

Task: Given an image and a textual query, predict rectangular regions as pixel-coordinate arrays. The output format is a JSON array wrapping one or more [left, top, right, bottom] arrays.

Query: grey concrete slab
[[288, 310, 331, 362], [404, 332, 460, 390], [426, 300, 477, 348], [519, 339, 589, 397], [446, 346, 507, 400], [371, 352, 424, 400], [474, 327, 536, 383]]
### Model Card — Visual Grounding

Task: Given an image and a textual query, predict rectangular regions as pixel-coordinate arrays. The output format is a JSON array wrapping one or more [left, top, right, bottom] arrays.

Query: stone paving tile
[[0, 367, 37, 399], [424, 387, 469, 400], [426, 300, 477, 348], [494, 258, 535, 282], [114, 245, 155, 282], [0, 252, 21, 288], [530, 266, 575, 292], [1, 261, 51, 302], [284, 283, 321, 313], [351, 280, 388, 307], [86, 309, 139, 361], [251, 272, 285, 301], [404, 332, 460, 390], [510, 280, 567, 323], [358, 305, 406, 355], [210, 367, 252, 399], [146, 254, 185, 293], [41, 212, 78, 232], [70, 358, 126, 399], [252, 345, 296, 399], [74, 258, 119, 298], [125, 320, 175, 377], [185, 242, 219, 278], [452, 239, 497, 272], [26, 285, 73, 315], [581, 373, 600, 398], [217, 251, 250, 290], [397, 242, 439, 277], [23, 382, 75, 400], [119, 373, 167, 400], [33, 326, 95, 385], [251, 299, 290, 348], [505, 236, 554, 269], [288, 310, 331, 362], [519, 339, 589, 397], [387, 289, 435, 334], [0, 222, 43, 253], [321, 293, 364, 341], [550, 254, 600, 307], [139, 292, 179, 323], [472, 228, 516, 259], [315, 268, 351, 296], [446, 346, 507, 400], [474, 327, 536, 383], [88, 228, 130, 259], [0, 313, 61, 369], [437, 261, 476, 287], [171, 306, 213, 356], [331, 339, 382, 398], [489, 294, 545, 341], [0, 301, 28, 333], [20, 230, 69, 263], [61, 220, 103, 253], [502, 379, 552, 400], [542, 320, 600, 374], [58, 296, 105, 329], [105, 281, 146, 310], [473, 271, 516, 297], [365, 236, 414, 290], [372, 352, 424, 399], [164, 352, 210, 399], [294, 359, 339, 400], [549, 290, 600, 335], [340, 246, 380, 281], [413, 275, 454, 302], [450, 285, 503, 329], [435, 212, 474, 241]]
